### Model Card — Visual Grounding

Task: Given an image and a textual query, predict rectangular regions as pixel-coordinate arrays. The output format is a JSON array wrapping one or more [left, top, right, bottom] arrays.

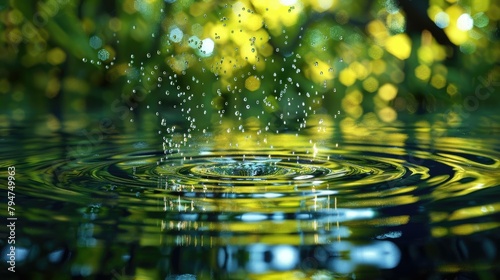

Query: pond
[[1, 0, 500, 279], [1, 113, 499, 279]]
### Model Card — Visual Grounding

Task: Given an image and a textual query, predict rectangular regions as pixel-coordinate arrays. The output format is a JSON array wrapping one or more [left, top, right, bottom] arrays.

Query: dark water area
[[1, 114, 499, 280]]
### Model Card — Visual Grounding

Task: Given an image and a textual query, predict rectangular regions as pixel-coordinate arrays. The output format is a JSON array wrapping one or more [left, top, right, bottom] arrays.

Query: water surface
[[1, 115, 499, 279]]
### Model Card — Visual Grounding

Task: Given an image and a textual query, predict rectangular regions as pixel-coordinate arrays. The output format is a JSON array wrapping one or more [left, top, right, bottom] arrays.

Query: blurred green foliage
[[0, 0, 499, 129]]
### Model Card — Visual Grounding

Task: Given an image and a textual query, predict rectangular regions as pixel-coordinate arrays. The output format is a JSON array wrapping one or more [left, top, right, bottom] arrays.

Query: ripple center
[[195, 162, 283, 177]]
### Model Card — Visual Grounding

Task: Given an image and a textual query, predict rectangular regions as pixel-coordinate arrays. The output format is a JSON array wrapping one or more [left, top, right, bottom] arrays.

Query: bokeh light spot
[[435, 12, 450, 28], [89, 36, 102, 49], [415, 64, 431, 81], [362, 76, 379, 93], [245, 76, 261, 91], [457, 13, 474, 31], [378, 83, 398, 101], [378, 107, 397, 122], [98, 49, 110, 61], [385, 34, 411, 60], [169, 26, 183, 43], [200, 38, 215, 57], [473, 12, 489, 28], [339, 68, 357, 86], [431, 74, 446, 89], [47, 48, 66, 65]]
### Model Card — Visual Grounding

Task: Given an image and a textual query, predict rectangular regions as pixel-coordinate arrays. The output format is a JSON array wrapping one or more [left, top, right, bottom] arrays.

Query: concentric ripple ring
[[156, 152, 410, 192]]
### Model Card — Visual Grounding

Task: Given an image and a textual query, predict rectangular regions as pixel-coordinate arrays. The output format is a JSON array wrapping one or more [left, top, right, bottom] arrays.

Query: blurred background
[[1, 0, 499, 132]]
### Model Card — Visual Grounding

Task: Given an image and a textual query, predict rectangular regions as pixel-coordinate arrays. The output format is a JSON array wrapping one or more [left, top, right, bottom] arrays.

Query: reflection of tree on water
[[160, 206, 401, 276], [161, 211, 497, 279]]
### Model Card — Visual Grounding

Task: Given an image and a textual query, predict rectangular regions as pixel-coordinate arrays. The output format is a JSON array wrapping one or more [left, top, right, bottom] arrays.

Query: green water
[[1, 113, 499, 279]]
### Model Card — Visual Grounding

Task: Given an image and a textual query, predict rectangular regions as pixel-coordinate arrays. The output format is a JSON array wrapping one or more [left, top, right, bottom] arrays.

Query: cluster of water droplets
[[82, 1, 344, 136]]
